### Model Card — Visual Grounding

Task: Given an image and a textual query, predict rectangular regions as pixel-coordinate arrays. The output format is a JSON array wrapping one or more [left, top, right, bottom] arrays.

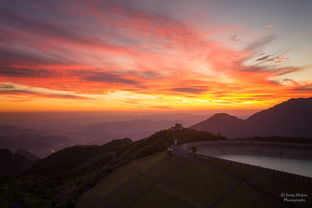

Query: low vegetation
[[2, 127, 311, 208], [0, 128, 223, 208]]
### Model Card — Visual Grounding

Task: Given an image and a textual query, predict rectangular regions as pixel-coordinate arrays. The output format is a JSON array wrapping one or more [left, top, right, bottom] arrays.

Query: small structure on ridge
[[170, 123, 184, 131]]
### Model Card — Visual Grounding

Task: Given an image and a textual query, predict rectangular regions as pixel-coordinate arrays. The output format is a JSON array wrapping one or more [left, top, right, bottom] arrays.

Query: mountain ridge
[[191, 97, 312, 138], [0, 148, 37, 176]]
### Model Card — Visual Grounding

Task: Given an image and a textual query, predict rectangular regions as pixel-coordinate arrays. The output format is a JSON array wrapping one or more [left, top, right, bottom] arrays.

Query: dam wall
[[183, 140, 312, 160]]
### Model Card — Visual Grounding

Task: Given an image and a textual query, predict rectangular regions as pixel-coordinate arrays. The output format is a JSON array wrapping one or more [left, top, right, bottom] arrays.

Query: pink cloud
[[0, 1, 309, 108]]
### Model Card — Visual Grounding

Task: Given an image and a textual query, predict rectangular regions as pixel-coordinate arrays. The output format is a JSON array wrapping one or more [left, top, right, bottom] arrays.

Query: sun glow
[[0, 1, 311, 112]]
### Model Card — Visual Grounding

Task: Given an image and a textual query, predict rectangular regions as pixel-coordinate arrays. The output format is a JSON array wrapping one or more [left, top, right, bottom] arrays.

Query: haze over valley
[[0, 0, 312, 207]]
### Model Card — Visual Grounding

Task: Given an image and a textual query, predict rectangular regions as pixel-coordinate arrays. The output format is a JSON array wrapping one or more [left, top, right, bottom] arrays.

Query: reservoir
[[188, 140, 312, 178], [216, 154, 312, 178]]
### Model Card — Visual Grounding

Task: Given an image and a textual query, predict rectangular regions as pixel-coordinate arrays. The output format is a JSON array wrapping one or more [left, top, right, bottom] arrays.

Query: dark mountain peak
[[190, 113, 244, 137], [264, 97, 311, 110], [209, 113, 242, 121], [274, 97, 310, 107], [247, 97, 312, 122], [191, 97, 312, 138], [285, 97, 312, 103], [0, 148, 12, 156], [192, 113, 243, 126], [0, 148, 35, 176], [279, 97, 312, 110], [16, 149, 39, 161]]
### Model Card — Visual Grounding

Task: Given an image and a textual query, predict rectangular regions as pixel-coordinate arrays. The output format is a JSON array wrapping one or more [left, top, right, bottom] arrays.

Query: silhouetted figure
[[167, 145, 174, 155]]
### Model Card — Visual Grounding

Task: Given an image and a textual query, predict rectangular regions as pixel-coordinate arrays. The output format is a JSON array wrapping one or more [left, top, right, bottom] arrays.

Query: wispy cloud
[[170, 87, 206, 94], [293, 84, 312, 91], [0, 87, 91, 100], [0, 1, 310, 111], [245, 34, 277, 50], [0, 83, 14, 89], [0, 90, 89, 99]]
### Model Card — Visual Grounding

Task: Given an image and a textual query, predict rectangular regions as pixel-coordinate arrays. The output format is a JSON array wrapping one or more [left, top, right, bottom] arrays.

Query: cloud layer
[[0, 0, 311, 111]]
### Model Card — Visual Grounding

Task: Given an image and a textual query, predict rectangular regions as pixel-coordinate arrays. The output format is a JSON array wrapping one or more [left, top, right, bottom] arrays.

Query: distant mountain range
[[1, 97, 311, 158], [0, 120, 182, 157], [0, 126, 72, 157], [75, 119, 178, 144], [191, 97, 312, 138], [1, 104, 312, 207]]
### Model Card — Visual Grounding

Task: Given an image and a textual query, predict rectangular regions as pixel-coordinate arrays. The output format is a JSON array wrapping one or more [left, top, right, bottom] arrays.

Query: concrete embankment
[[183, 140, 312, 160]]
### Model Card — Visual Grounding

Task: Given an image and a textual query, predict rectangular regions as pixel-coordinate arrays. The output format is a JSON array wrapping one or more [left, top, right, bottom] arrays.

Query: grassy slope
[[0, 138, 134, 208], [76, 151, 168, 208], [0, 128, 222, 208], [2, 127, 311, 208], [78, 154, 312, 208]]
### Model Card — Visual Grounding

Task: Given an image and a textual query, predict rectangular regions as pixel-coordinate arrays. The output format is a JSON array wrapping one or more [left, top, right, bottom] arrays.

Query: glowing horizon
[[0, 0, 311, 112]]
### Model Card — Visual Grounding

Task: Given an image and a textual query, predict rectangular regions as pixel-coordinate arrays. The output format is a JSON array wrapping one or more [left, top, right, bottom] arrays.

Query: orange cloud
[[0, 2, 310, 112]]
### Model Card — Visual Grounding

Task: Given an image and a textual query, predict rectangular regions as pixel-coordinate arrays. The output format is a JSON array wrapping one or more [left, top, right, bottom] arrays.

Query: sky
[[0, 0, 311, 112]]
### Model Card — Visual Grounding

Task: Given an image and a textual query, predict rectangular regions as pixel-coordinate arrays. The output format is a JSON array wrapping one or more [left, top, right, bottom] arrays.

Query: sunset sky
[[0, 0, 311, 112]]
